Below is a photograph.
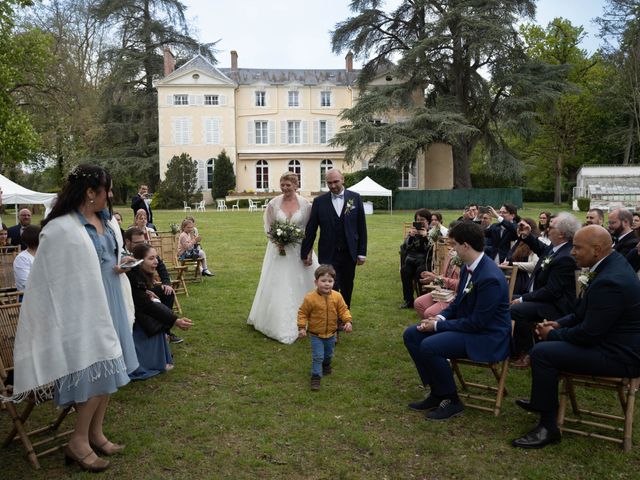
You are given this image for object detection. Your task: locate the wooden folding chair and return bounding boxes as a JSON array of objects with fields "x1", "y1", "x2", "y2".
[
  {"x1": 558, "y1": 374, "x2": 640, "y2": 452},
  {"x1": 0, "y1": 246, "x2": 19, "y2": 290},
  {"x1": 169, "y1": 233, "x2": 203, "y2": 283},
  {"x1": 150, "y1": 234, "x2": 189, "y2": 296},
  {"x1": 0, "y1": 291, "x2": 23, "y2": 305},
  {"x1": 0, "y1": 302, "x2": 74, "y2": 469},
  {"x1": 499, "y1": 265, "x2": 519, "y2": 302}
]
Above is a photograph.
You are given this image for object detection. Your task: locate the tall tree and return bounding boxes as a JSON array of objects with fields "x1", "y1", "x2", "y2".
[
  {"x1": 331, "y1": 0, "x2": 568, "y2": 188},
  {"x1": 91, "y1": 0, "x2": 215, "y2": 186},
  {"x1": 0, "y1": 0, "x2": 51, "y2": 174},
  {"x1": 212, "y1": 150, "x2": 236, "y2": 200}
]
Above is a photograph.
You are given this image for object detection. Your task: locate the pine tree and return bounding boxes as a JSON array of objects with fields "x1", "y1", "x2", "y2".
[
  {"x1": 153, "y1": 153, "x2": 202, "y2": 209},
  {"x1": 212, "y1": 150, "x2": 236, "y2": 199}
]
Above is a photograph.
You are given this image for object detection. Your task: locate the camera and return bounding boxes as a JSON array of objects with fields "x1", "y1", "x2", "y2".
[{"x1": 413, "y1": 221, "x2": 424, "y2": 230}]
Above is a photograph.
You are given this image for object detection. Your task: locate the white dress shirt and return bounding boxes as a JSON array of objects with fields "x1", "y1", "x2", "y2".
[
  {"x1": 331, "y1": 189, "x2": 345, "y2": 216},
  {"x1": 13, "y1": 250, "x2": 35, "y2": 291}
]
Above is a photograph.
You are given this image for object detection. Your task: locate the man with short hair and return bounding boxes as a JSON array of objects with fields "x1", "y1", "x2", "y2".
[
  {"x1": 608, "y1": 208, "x2": 639, "y2": 256},
  {"x1": 510, "y1": 213, "x2": 580, "y2": 367},
  {"x1": 403, "y1": 221, "x2": 511, "y2": 420},
  {"x1": 7, "y1": 208, "x2": 32, "y2": 250},
  {"x1": 512, "y1": 225, "x2": 640, "y2": 449},
  {"x1": 13, "y1": 225, "x2": 40, "y2": 291},
  {"x1": 131, "y1": 184, "x2": 154, "y2": 227},
  {"x1": 585, "y1": 208, "x2": 604, "y2": 226}
]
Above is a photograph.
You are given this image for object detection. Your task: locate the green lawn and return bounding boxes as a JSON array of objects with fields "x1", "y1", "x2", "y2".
[{"x1": 2, "y1": 205, "x2": 638, "y2": 479}]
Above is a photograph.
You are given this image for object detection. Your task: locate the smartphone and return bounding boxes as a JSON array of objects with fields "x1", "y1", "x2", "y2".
[
  {"x1": 119, "y1": 259, "x2": 143, "y2": 269},
  {"x1": 413, "y1": 221, "x2": 424, "y2": 230}
]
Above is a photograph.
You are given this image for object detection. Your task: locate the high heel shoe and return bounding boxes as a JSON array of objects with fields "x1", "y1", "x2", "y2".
[
  {"x1": 64, "y1": 445, "x2": 110, "y2": 472},
  {"x1": 90, "y1": 440, "x2": 126, "y2": 456}
]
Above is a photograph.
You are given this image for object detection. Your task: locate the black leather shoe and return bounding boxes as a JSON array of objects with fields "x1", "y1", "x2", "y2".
[
  {"x1": 515, "y1": 399, "x2": 542, "y2": 413},
  {"x1": 399, "y1": 302, "x2": 414, "y2": 309},
  {"x1": 511, "y1": 425, "x2": 561, "y2": 449},
  {"x1": 425, "y1": 399, "x2": 464, "y2": 421},
  {"x1": 407, "y1": 395, "x2": 441, "y2": 411}
]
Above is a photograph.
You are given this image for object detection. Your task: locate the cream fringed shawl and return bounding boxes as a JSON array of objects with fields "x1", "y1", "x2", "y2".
[{"x1": 9, "y1": 213, "x2": 135, "y2": 402}]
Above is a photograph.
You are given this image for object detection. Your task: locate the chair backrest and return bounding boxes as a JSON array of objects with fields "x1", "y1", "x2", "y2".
[
  {"x1": 0, "y1": 291, "x2": 23, "y2": 306},
  {"x1": 403, "y1": 222, "x2": 413, "y2": 239},
  {"x1": 432, "y1": 241, "x2": 451, "y2": 275},
  {"x1": 0, "y1": 302, "x2": 20, "y2": 371},
  {"x1": 500, "y1": 265, "x2": 519, "y2": 302},
  {"x1": 0, "y1": 251, "x2": 17, "y2": 289},
  {"x1": 216, "y1": 199, "x2": 224, "y2": 208}
]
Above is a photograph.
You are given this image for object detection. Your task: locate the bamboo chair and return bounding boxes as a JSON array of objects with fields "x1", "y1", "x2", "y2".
[
  {"x1": 0, "y1": 302, "x2": 74, "y2": 469},
  {"x1": 0, "y1": 246, "x2": 20, "y2": 290},
  {"x1": 0, "y1": 291, "x2": 23, "y2": 305},
  {"x1": 150, "y1": 235, "x2": 189, "y2": 296},
  {"x1": 449, "y1": 266, "x2": 517, "y2": 416},
  {"x1": 558, "y1": 374, "x2": 640, "y2": 452},
  {"x1": 170, "y1": 233, "x2": 203, "y2": 283}
]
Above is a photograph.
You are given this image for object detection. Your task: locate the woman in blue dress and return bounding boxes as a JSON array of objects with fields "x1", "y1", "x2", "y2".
[
  {"x1": 126, "y1": 243, "x2": 193, "y2": 380},
  {"x1": 11, "y1": 165, "x2": 138, "y2": 472}
]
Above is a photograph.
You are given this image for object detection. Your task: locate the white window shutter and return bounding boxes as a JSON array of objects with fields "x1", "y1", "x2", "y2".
[
  {"x1": 247, "y1": 120, "x2": 255, "y2": 145},
  {"x1": 185, "y1": 118, "x2": 192, "y2": 144},
  {"x1": 281, "y1": 120, "x2": 287, "y2": 144},
  {"x1": 313, "y1": 120, "x2": 319, "y2": 144},
  {"x1": 219, "y1": 94, "x2": 227, "y2": 106},
  {"x1": 188, "y1": 95, "x2": 196, "y2": 106},
  {"x1": 197, "y1": 160, "x2": 206, "y2": 189},
  {"x1": 328, "y1": 120, "x2": 335, "y2": 142},
  {"x1": 203, "y1": 119, "x2": 210, "y2": 144},
  {"x1": 302, "y1": 121, "x2": 308, "y2": 144},
  {"x1": 166, "y1": 94, "x2": 173, "y2": 106},
  {"x1": 172, "y1": 118, "x2": 178, "y2": 144},
  {"x1": 265, "y1": 91, "x2": 270, "y2": 107},
  {"x1": 213, "y1": 118, "x2": 220, "y2": 144},
  {"x1": 268, "y1": 120, "x2": 275, "y2": 145},
  {"x1": 218, "y1": 119, "x2": 223, "y2": 145}
]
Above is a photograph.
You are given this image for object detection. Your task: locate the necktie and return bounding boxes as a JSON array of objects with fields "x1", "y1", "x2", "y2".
[{"x1": 332, "y1": 194, "x2": 344, "y2": 200}]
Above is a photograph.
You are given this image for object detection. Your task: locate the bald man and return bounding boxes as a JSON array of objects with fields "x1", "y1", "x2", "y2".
[
  {"x1": 8, "y1": 208, "x2": 32, "y2": 250},
  {"x1": 512, "y1": 225, "x2": 640, "y2": 449}
]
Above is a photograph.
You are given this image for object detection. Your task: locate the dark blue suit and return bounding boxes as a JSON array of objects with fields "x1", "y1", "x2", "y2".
[
  {"x1": 301, "y1": 189, "x2": 367, "y2": 307},
  {"x1": 529, "y1": 251, "x2": 640, "y2": 413},
  {"x1": 403, "y1": 254, "x2": 511, "y2": 397},
  {"x1": 7, "y1": 224, "x2": 25, "y2": 250},
  {"x1": 484, "y1": 219, "x2": 518, "y2": 263}
]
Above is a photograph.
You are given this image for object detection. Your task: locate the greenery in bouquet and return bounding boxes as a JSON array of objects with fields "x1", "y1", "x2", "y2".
[
  {"x1": 169, "y1": 222, "x2": 180, "y2": 235},
  {"x1": 428, "y1": 226, "x2": 442, "y2": 245},
  {"x1": 449, "y1": 253, "x2": 463, "y2": 268},
  {"x1": 267, "y1": 220, "x2": 305, "y2": 256}
]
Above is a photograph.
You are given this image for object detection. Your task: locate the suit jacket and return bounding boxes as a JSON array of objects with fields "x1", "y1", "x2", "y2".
[
  {"x1": 131, "y1": 194, "x2": 153, "y2": 224},
  {"x1": 484, "y1": 219, "x2": 518, "y2": 263},
  {"x1": 613, "y1": 232, "x2": 639, "y2": 257},
  {"x1": 519, "y1": 237, "x2": 576, "y2": 314},
  {"x1": 626, "y1": 248, "x2": 640, "y2": 272},
  {"x1": 301, "y1": 190, "x2": 367, "y2": 264},
  {"x1": 7, "y1": 224, "x2": 26, "y2": 250},
  {"x1": 437, "y1": 254, "x2": 511, "y2": 363},
  {"x1": 550, "y1": 252, "x2": 640, "y2": 366}
]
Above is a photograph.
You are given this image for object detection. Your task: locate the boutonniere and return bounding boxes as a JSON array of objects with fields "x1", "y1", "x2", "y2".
[
  {"x1": 541, "y1": 256, "x2": 553, "y2": 270},
  {"x1": 578, "y1": 270, "x2": 596, "y2": 291},
  {"x1": 463, "y1": 281, "x2": 474, "y2": 295},
  {"x1": 343, "y1": 198, "x2": 355, "y2": 215}
]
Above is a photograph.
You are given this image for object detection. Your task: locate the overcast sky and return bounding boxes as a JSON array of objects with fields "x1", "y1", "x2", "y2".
[{"x1": 183, "y1": 0, "x2": 607, "y2": 69}]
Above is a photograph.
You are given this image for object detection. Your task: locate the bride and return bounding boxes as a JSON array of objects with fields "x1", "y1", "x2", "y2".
[{"x1": 248, "y1": 172, "x2": 319, "y2": 344}]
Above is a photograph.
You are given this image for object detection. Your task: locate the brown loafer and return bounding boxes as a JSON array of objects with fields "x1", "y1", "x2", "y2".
[{"x1": 510, "y1": 354, "x2": 531, "y2": 369}]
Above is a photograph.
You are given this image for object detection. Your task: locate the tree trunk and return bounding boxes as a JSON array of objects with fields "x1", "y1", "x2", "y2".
[
  {"x1": 623, "y1": 116, "x2": 634, "y2": 165},
  {"x1": 554, "y1": 154, "x2": 563, "y2": 205},
  {"x1": 452, "y1": 144, "x2": 472, "y2": 189}
]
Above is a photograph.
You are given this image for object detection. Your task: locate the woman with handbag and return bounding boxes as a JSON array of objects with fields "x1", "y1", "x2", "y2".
[
  {"x1": 177, "y1": 218, "x2": 214, "y2": 276},
  {"x1": 127, "y1": 243, "x2": 192, "y2": 380}
]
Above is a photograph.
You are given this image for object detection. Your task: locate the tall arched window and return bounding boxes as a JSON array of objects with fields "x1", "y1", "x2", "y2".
[
  {"x1": 207, "y1": 158, "x2": 214, "y2": 190},
  {"x1": 288, "y1": 159, "x2": 302, "y2": 188},
  {"x1": 399, "y1": 159, "x2": 417, "y2": 189},
  {"x1": 320, "y1": 159, "x2": 333, "y2": 190},
  {"x1": 256, "y1": 160, "x2": 269, "y2": 190}
]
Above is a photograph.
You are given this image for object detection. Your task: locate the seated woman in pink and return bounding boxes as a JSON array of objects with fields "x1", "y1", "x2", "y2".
[
  {"x1": 413, "y1": 248, "x2": 461, "y2": 318},
  {"x1": 177, "y1": 218, "x2": 214, "y2": 277}
]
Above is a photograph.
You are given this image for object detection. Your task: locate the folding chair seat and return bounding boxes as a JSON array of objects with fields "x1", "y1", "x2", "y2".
[
  {"x1": 0, "y1": 302, "x2": 74, "y2": 469},
  {"x1": 558, "y1": 374, "x2": 640, "y2": 452},
  {"x1": 449, "y1": 266, "x2": 515, "y2": 416},
  {"x1": 152, "y1": 234, "x2": 190, "y2": 295}
]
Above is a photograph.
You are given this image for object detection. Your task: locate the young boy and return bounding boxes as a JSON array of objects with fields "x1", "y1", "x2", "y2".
[{"x1": 298, "y1": 265, "x2": 353, "y2": 391}]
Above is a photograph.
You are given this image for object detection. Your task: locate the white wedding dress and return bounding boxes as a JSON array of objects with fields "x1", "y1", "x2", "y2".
[{"x1": 248, "y1": 194, "x2": 319, "y2": 344}]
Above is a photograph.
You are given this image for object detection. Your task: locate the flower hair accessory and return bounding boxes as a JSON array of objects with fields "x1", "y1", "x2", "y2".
[{"x1": 68, "y1": 166, "x2": 100, "y2": 181}]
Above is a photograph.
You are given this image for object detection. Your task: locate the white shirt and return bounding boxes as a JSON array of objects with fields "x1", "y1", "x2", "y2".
[
  {"x1": 13, "y1": 250, "x2": 35, "y2": 291},
  {"x1": 331, "y1": 189, "x2": 345, "y2": 217}
]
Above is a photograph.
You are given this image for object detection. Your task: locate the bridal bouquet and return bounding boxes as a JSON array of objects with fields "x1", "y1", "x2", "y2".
[{"x1": 267, "y1": 220, "x2": 305, "y2": 256}]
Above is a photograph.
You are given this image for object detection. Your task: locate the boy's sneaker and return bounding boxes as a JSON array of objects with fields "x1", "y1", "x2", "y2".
[
  {"x1": 310, "y1": 375, "x2": 321, "y2": 391},
  {"x1": 322, "y1": 362, "x2": 332, "y2": 376},
  {"x1": 168, "y1": 333, "x2": 184, "y2": 344}
]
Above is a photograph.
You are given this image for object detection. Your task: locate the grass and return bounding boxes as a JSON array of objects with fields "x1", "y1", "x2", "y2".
[{"x1": 2, "y1": 204, "x2": 638, "y2": 479}]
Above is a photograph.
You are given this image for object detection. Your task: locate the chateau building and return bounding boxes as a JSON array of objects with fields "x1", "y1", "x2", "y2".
[{"x1": 155, "y1": 50, "x2": 453, "y2": 201}]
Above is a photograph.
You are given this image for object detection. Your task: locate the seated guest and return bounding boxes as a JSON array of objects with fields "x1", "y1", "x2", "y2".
[
  {"x1": 113, "y1": 210, "x2": 125, "y2": 239},
  {"x1": 456, "y1": 205, "x2": 476, "y2": 223},
  {"x1": 414, "y1": 247, "x2": 461, "y2": 318},
  {"x1": 537, "y1": 211, "x2": 552, "y2": 244},
  {"x1": 13, "y1": 225, "x2": 41, "y2": 291},
  {"x1": 7, "y1": 208, "x2": 32, "y2": 250},
  {"x1": 485, "y1": 204, "x2": 519, "y2": 263},
  {"x1": 585, "y1": 208, "x2": 604, "y2": 226},
  {"x1": 403, "y1": 221, "x2": 511, "y2": 420},
  {"x1": 510, "y1": 213, "x2": 580, "y2": 367},
  {"x1": 512, "y1": 225, "x2": 640, "y2": 449},
  {"x1": 177, "y1": 218, "x2": 214, "y2": 277},
  {"x1": 626, "y1": 240, "x2": 640, "y2": 275},
  {"x1": 399, "y1": 209, "x2": 433, "y2": 309},
  {"x1": 133, "y1": 209, "x2": 156, "y2": 241},
  {"x1": 501, "y1": 218, "x2": 540, "y2": 296},
  {"x1": 430, "y1": 212, "x2": 448, "y2": 237},
  {"x1": 126, "y1": 243, "x2": 193, "y2": 380},
  {"x1": 608, "y1": 208, "x2": 639, "y2": 257}
]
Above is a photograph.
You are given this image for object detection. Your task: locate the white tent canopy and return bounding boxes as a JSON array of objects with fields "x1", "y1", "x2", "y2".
[
  {"x1": 0, "y1": 173, "x2": 56, "y2": 223},
  {"x1": 347, "y1": 176, "x2": 393, "y2": 213}
]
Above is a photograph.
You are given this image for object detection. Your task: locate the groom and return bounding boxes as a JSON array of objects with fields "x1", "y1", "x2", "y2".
[{"x1": 301, "y1": 169, "x2": 367, "y2": 307}]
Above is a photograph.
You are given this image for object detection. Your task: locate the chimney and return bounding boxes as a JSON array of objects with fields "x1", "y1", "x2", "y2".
[
  {"x1": 163, "y1": 47, "x2": 176, "y2": 76},
  {"x1": 231, "y1": 50, "x2": 238, "y2": 72},
  {"x1": 345, "y1": 51, "x2": 353, "y2": 73}
]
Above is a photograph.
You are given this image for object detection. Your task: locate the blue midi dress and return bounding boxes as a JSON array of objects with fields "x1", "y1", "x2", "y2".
[
  {"x1": 55, "y1": 212, "x2": 138, "y2": 407},
  {"x1": 129, "y1": 324, "x2": 173, "y2": 380}
]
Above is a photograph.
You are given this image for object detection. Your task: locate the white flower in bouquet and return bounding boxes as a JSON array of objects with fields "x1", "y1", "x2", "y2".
[{"x1": 267, "y1": 220, "x2": 306, "y2": 256}]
